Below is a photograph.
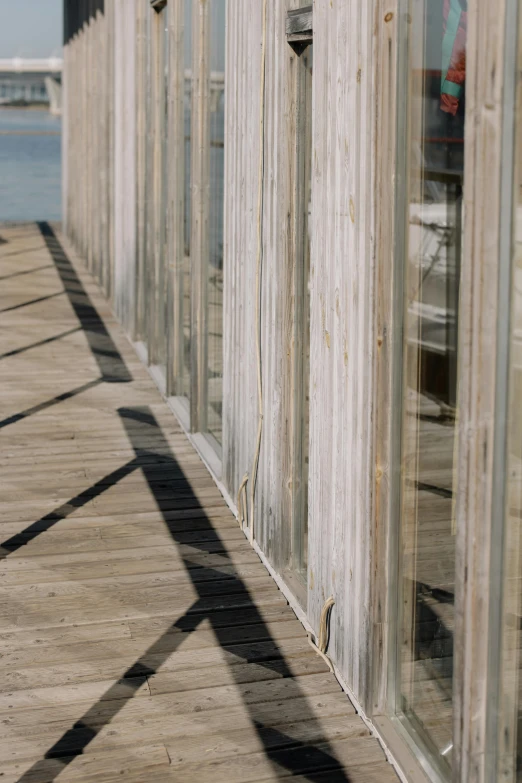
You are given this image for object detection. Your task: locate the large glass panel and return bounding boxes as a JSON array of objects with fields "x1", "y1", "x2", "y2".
[
  {"x1": 143, "y1": 5, "x2": 169, "y2": 376},
  {"x1": 144, "y1": 8, "x2": 154, "y2": 353},
  {"x1": 151, "y1": 4, "x2": 168, "y2": 375},
  {"x1": 135, "y1": 3, "x2": 149, "y2": 343},
  {"x1": 182, "y1": 0, "x2": 192, "y2": 399},
  {"x1": 204, "y1": 0, "x2": 226, "y2": 444},
  {"x1": 394, "y1": 0, "x2": 466, "y2": 773},
  {"x1": 291, "y1": 42, "x2": 313, "y2": 583},
  {"x1": 499, "y1": 8, "x2": 522, "y2": 780},
  {"x1": 160, "y1": 5, "x2": 170, "y2": 373}
]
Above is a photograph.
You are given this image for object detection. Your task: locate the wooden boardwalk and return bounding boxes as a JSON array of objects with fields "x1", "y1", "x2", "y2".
[{"x1": 0, "y1": 223, "x2": 397, "y2": 783}]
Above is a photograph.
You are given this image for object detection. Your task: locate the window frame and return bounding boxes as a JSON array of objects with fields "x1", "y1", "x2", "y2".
[
  {"x1": 136, "y1": 0, "x2": 225, "y2": 470},
  {"x1": 370, "y1": 1, "x2": 517, "y2": 782}
]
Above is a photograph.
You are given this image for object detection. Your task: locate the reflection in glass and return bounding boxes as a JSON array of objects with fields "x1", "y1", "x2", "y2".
[
  {"x1": 205, "y1": 0, "x2": 226, "y2": 444},
  {"x1": 157, "y1": 4, "x2": 169, "y2": 373},
  {"x1": 396, "y1": 0, "x2": 466, "y2": 773},
  {"x1": 144, "y1": 8, "x2": 153, "y2": 349},
  {"x1": 146, "y1": 4, "x2": 168, "y2": 375},
  {"x1": 182, "y1": 0, "x2": 192, "y2": 399}
]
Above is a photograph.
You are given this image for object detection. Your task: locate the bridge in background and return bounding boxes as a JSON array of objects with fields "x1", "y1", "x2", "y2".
[{"x1": 0, "y1": 58, "x2": 63, "y2": 114}]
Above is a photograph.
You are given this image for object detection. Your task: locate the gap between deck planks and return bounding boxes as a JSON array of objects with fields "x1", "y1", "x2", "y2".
[{"x1": 0, "y1": 223, "x2": 398, "y2": 782}]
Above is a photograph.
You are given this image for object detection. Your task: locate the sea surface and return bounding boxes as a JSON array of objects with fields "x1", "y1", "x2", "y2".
[{"x1": 0, "y1": 108, "x2": 61, "y2": 222}]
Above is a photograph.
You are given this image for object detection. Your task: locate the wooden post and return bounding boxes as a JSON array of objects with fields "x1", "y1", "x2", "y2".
[
  {"x1": 190, "y1": 0, "x2": 210, "y2": 431},
  {"x1": 135, "y1": 0, "x2": 147, "y2": 342},
  {"x1": 166, "y1": 0, "x2": 187, "y2": 396},
  {"x1": 453, "y1": 0, "x2": 515, "y2": 779}
]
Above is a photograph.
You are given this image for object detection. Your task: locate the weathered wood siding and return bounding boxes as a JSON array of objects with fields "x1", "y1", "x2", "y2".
[
  {"x1": 113, "y1": 0, "x2": 137, "y2": 335},
  {"x1": 63, "y1": 1, "x2": 111, "y2": 290},
  {"x1": 223, "y1": 0, "x2": 377, "y2": 707},
  {"x1": 223, "y1": 0, "x2": 290, "y2": 574},
  {"x1": 222, "y1": 0, "x2": 261, "y2": 522},
  {"x1": 62, "y1": 1, "x2": 520, "y2": 778},
  {"x1": 307, "y1": 0, "x2": 375, "y2": 708},
  {"x1": 64, "y1": 0, "x2": 380, "y2": 711},
  {"x1": 63, "y1": 0, "x2": 135, "y2": 329}
]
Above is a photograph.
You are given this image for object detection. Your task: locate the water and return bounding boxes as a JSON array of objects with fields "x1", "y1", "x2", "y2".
[{"x1": 0, "y1": 108, "x2": 61, "y2": 222}]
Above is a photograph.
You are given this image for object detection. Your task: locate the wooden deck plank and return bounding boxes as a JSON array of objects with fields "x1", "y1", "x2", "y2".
[{"x1": 0, "y1": 224, "x2": 397, "y2": 783}]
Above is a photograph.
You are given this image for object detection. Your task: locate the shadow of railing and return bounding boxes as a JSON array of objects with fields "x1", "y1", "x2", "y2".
[
  {"x1": 0, "y1": 327, "x2": 81, "y2": 360},
  {"x1": 0, "y1": 378, "x2": 103, "y2": 431},
  {"x1": 38, "y1": 222, "x2": 131, "y2": 383},
  {"x1": 0, "y1": 263, "x2": 52, "y2": 281},
  {"x1": 0, "y1": 224, "x2": 132, "y2": 430},
  {"x1": 8, "y1": 406, "x2": 351, "y2": 782},
  {"x1": 2, "y1": 226, "x2": 353, "y2": 780},
  {"x1": 0, "y1": 290, "x2": 63, "y2": 313}
]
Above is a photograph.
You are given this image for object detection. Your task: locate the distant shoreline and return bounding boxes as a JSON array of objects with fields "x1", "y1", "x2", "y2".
[
  {"x1": 0, "y1": 129, "x2": 60, "y2": 135},
  {"x1": 0, "y1": 104, "x2": 50, "y2": 112}
]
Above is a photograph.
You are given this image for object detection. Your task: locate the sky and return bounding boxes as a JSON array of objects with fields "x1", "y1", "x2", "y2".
[{"x1": 0, "y1": 0, "x2": 63, "y2": 58}]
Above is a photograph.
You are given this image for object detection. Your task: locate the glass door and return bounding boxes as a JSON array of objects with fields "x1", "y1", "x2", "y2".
[
  {"x1": 392, "y1": 0, "x2": 467, "y2": 775},
  {"x1": 204, "y1": 0, "x2": 226, "y2": 445},
  {"x1": 147, "y1": 2, "x2": 169, "y2": 382},
  {"x1": 140, "y1": 0, "x2": 226, "y2": 464},
  {"x1": 182, "y1": 0, "x2": 192, "y2": 401}
]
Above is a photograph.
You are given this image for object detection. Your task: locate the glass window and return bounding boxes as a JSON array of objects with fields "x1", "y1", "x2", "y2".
[
  {"x1": 146, "y1": 3, "x2": 169, "y2": 377},
  {"x1": 157, "y1": 4, "x2": 169, "y2": 373},
  {"x1": 182, "y1": 0, "x2": 192, "y2": 400},
  {"x1": 144, "y1": 7, "x2": 154, "y2": 349},
  {"x1": 203, "y1": 0, "x2": 226, "y2": 445},
  {"x1": 135, "y1": 3, "x2": 149, "y2": 344},
  {"x1": 393, "y1": 0, "x2": 467, "y2": 774}
]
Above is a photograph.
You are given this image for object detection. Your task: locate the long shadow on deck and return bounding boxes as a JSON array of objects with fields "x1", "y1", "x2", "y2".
[
  {"x1": 37, "y1": 222, "x2": 131, "y2": 383},
  {"x1": 0, "y1": 223, "x2": 131, "y2": 430},
  {"x1": 0, "y1": 263, "x2": 52, "y2": 281},
  {"x1": 10, "y1": 407, "x2": 352, "y2": 781},
  {"x1": 2, "y1": 227, "x2": 354, "y2": 780},
  {"x1": 0, "y1": 290, "x2": 63, "y2": 313},
  {"x1": 0, "y1": 327, "x2": 81, "y2": 360}
]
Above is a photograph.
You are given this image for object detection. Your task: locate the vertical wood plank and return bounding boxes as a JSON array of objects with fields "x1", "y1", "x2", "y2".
[
  {"x1": 453, "y1": 0, "x2": 512, "y2": 780},
  {"x1": 370, "y1": 0, "x2": 400, "y2": 717},
  {"x1": 306, "y1": 0, "x2": 376, "y2": 709},
  {"x1": 167, "y1": 0, "x2": 186, "y2": 395},
  {"x1": 190, "y1": 0, "x2": 211, "y2": 431}
]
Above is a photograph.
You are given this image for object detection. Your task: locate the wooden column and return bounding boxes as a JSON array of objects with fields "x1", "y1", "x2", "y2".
[
  {"x1": 190, "y1": 0, "x2": 210, "y2": 431},
  {"x1": 453, "y1": 0, "x2": 516, "y2": 780},
  {"x1": 167, "y1": 0, "x2": 187, "y2": 396}
]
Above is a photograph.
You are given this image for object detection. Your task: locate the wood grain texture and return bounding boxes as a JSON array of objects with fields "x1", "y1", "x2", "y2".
[
  {"x1": 370, "y1": 0, "x2": 400, "y2": 718},
  {"x1": 453, "y1": 0, "x2": 513, "y2": 780},
  {"x1": 306, "y1": 0, "x2": 375, "y2": 708},
  {"x1": 113, "y1": 0, "x2": 137, "y2": 336},
  {"x1": 0, "y1": 223, "x2": 397, "y2": 782},
  {"x1": 223, "y1": 0, "x2": 306, "y2": 587},
  {"x1": 190, "y1": 0, "x2": 211, "y2": 430},
  {"x1": 222, "y1": 0, "x2": 262, "y2": 542},
  {"x1": 223, "y1": 0, "x2": 381, "y2": 714}
]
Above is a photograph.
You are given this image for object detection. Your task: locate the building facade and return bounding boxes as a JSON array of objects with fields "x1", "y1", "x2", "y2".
[{"x1": 62, "y1": 1, "x2": 522, "y2": 781}]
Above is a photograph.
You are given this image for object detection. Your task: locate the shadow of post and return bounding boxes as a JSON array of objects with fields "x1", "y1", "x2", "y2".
[
  {"x1": 0, "y1": 224, "x2": 132, "y2": 429},
  {"x1": 3, "y1": 226, "x2": 354, "y2": 780},
  {"x1": 37, "y1": 222, "x2": 132, "y2": 383},
  {"x1": 12, "y1": 407, "x2": 351, "y2": 782}
]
